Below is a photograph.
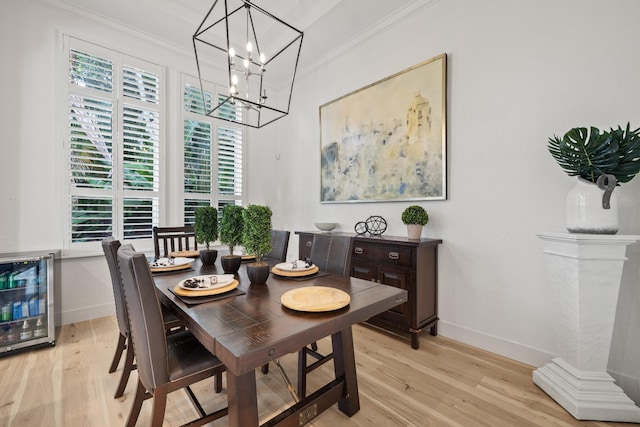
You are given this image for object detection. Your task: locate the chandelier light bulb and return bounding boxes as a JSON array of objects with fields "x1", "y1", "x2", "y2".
[
  {"x1": 229, "y1": 47, "x2": 235, "y2": 58},
  {"x1": 259, "y1": 52, "x2": 266, "y2": 64},
  {"x1": 246, "y1": 41, "x2": 253, "y2": 53},
  {"x1": 231, "y1": 74, "x2": 239, "y2": 85},
  {"x1": 243, "y1": 58, "x2": 250, "y2": 69}
]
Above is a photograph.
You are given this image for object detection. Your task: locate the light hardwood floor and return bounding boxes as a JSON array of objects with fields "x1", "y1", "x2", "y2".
[{"x1": 0, "y1": 316, "x2": 635, "y2": 426}]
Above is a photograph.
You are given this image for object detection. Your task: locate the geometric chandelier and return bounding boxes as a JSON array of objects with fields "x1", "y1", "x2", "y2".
[{"x1": 193, "y1": 0, "x2": 304, "y2": 128}]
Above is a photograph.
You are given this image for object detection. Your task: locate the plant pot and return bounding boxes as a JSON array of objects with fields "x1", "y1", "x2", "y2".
[
  {"x1": 566, "y1": 176, "x2": 618, "y2": 234},
  {"x1": 221, "y1": 255, "x2": 242, "y2": 274},
  {"x1": 199, "y1": 249, "x2": 218, "y2": 266},
  {"x1": 246, "y1": 263, "x2": 270, "y2": 285},
  {"x1": 406, "y1": 224, "x2": 423, "y2": 239}
]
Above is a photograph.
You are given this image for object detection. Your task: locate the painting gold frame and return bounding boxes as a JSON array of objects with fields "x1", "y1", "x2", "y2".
[{"x1": 320, "y1": 53, "x2": 447, "y2": 203}]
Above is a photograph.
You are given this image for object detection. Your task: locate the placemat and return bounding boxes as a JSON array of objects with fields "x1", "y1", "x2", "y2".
[
  {"x1": 152, "y1": 267, "x2": 195, "y2": 276},
  {"x1": 173, "y1": 280, "x2": 239, "y2": 297},
  {"x1": 271, "y1": 265, "x2": 319, "y2": 277},
  {"x1": 287, "y1": 271, "x2": 331, "y2": 281},
  {"x1": 149, "y1": 262, "x2": 193, "y2": 273},
  {"x1": 168, "y1": 287, "x2": 245, "y2": 306},
  {"x1": 281, "y1": 286, "x2": 350, "y2": 312}
]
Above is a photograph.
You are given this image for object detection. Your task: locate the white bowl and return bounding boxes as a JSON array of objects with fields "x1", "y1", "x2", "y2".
[{"x1": 314, "y1": 222, "x2": 338, "y2": 232}]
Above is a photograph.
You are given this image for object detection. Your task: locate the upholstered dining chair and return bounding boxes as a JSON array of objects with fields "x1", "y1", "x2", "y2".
[
  {"x1": 117, "y1": 244, "x2": 228, "y2": 427},
  {"x1": 297, "y1": 234, "x2": 354, "y2": 398},
  {"x1": 263, "y1": 230, "x2": 290, "y2": 262},
  {"x1": 102, "y1": 237, "x2": 184, "y2": 399},
  {"x1": 153, "y1": 225, "x2": 198, "y2": 259}
]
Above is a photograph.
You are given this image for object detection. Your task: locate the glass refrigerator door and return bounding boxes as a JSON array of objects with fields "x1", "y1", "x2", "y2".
[{"x1": 0, "y1": 252, "x2": 55, "y2": 353}]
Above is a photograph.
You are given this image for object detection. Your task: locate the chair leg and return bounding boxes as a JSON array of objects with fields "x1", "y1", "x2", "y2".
[
  {"x1": 261, "y1": 363, "x2": 269, "y2": 374},
  {"x1": 126, "y1": 379, "x2": 146, "y2": 427},
  {"x1": 214, "y1": 371, "x2": 223, "y2": 393},
  {"x1": 297, "y1": 347, "x2": 308, "y2": 400},
  {"x1": 114, "y1": 336, "x2": 135, "y2": 398},
  {"x1": 108, "y1": 333, "x2": 127, "y2": 373},
  {"x1": 150, "y1": 387, "x2": 168, "y2": 427}
]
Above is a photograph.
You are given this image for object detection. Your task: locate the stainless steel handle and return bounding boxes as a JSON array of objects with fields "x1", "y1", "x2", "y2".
[
  {"x1": 388, "y1": 251, "x2": 399, "y2": 260},
  {"x1": 354, "y1": 247, "x2": 363, "y2": 255},
  {"x1": 305, "y1": 241, "x2": 312, "y2": 247}
]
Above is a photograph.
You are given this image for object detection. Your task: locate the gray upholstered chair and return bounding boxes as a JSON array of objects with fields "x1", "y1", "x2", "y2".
[
  {"x1": 117, "y1": 244, "x2": 227, "y2": 427},
  {"x1": 263, "y1": 230, "x2": 290, "y2": 262},
  {"x1": 297, "y1": 234, "x2": 354, "y2": 398},
  {"x1": 102, "y1": 237, "x2": 184, "y2": 399},
  {"x1": 152, "y1": 225, "x2": 198, "y2": 259}
]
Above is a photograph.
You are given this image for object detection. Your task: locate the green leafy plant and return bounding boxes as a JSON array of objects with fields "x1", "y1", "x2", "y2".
[
  {"x1": 547, "y1": 123, "x2": 640, "y2": 184},
  {"x1": 194, "y1": 206, "x2": 218, "y2": 250},
  {"x1": 402, "y1": 205, "x2": 429, "y2": 225},
  {"x1": 242, "y1": 205, "x2": 272, "y2": 264},
  {"x1": 219, "y1": 205, "x2": 245, "y2": 255}
]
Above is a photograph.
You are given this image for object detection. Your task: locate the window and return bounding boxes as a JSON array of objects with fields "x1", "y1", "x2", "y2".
[
  {"x1": 182, "y1": 76, "x2": 244, "y2": 225},
  {"x1": 65, "y1": 38, "x2": 161, "y2": 248}
]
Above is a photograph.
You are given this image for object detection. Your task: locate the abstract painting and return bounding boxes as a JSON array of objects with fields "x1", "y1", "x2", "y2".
[{"x1": 320, "y1": 54, "x2": 447, "y2": 203}]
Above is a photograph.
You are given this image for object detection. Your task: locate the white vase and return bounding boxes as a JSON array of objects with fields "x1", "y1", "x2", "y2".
[
  {"x1": 566, "y1": 176, "x2": 618, "y2": 234},
  {"x1": 406, "y1": 224, "x2": 423, "y2": 239}
]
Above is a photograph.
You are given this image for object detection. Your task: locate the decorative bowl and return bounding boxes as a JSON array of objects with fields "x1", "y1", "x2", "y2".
[{"x1": 314, "y1": 222, "x2": 338, "y2": 232}]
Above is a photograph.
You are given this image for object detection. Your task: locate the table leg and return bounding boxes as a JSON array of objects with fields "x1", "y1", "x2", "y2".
[
  {"x1": 227, "y1": 369, "x2": 258, "y2": 427},
  {"x1": 331, "y1": 327, "x2": 360, "y2": 416}
]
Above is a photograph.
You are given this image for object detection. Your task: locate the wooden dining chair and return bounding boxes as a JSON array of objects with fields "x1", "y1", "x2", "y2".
[
  {"x1": 102, "y1": 237, "x2": 185, "y2": 399},
  {"x1": 117, "y1": 244, "x2": 228, "y2": 427},
  {"x1": 297, "y1": 234, "x2": 354, "y2": 398},
  {"x1": 263, "y1": 229, "x2": 290, "y2": 262},
  {"x1": 152, "y1": 225, "x2": 198, "y2": 259}
]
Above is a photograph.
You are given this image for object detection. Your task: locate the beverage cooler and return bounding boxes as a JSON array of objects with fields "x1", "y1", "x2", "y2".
[{"x1": 0, "y1": 251, "x2": 56, "y2": 354}]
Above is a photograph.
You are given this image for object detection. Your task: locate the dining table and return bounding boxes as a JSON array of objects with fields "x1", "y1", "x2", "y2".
[{"x1": 152, "y1": 257, "x2": 408, "y2": 427}]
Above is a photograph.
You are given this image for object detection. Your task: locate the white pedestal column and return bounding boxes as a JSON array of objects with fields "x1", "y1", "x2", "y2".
[{"x1": 533, "y1": 232, "x2": 640, "y2": 422}]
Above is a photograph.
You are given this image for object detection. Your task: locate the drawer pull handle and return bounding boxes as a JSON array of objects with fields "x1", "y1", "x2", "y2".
[
  {"x1": 354, "y1": 247, "x2": 364, "y2": 255},
  {"x1": 305, "y1": 241, "x2": 312, "y2": 247},
  {"x1": 388, "y1": 252, "x2": 399, "y2": 260}
]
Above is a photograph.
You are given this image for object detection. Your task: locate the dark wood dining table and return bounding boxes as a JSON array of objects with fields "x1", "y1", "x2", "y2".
[{"x1": 153, "y1": 258, "x2": 407, "y2": 427}]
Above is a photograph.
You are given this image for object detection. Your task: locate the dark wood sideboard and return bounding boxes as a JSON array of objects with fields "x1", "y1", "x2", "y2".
[{"x1": 295, "y1": 231, "x2": 442, "y2": 349}]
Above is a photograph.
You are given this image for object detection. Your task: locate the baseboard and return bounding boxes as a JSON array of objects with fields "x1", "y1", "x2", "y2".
[
  {"x1": 438, "y1": 320, "x2": 555, "y2": 368},
  {"x1": 609, "y1": 369, "x2": 640, "y2": 406},
  {"x1": 59, "y1": 303, "x2": 115, "y2": 326}
]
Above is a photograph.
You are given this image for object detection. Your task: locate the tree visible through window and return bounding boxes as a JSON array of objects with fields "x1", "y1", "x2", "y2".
[{"x1": 66, "y1": 38, "x2": 161, "y2": 246}]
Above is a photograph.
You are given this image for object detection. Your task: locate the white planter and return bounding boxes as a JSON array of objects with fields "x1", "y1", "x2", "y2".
[
  {"x1": 406, "y1": 224, "x2": 423, "y2": 239},
  {"x1": 566, "y1": 176, "x2": 618, "y2": 234}
]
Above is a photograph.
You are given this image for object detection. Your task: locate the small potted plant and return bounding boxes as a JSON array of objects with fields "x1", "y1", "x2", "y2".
[
  {"x1": 548, "y1": 123, "x2": 640, "y2": 233},
  {"x1": 194, "y1": 206, "x2": 218, "y2": 265},
  {"x1": 242, "y1": 204, "x2": 273, "y2": 284},
  {"x1": 219, "y1": 205, "x2": 245, "y2": 274},
  {"x1": 402, "y1": 205, "x2": 429, "y2": 239}
]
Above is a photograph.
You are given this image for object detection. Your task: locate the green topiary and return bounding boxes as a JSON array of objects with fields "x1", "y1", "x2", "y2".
[
  {"x1": 401, "y1": 205, "x2": 429, "y2": 225},
  {"x1": 219, "y1": 205, "x2": 245, "y2": 255},
  {"x1": 194, "y1": 206, "x2": 218, "y2": 250},
  {"x1": 242, "y1": 205, "x2": 272, "y2": 264}
]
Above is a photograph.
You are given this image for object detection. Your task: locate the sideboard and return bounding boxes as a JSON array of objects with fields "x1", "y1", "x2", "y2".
[{"x1": 295, "y1": 231, "x2": 442, "y2": 349}]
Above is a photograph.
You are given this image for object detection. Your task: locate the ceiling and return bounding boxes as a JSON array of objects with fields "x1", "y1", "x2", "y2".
[{"x1": 47, "y1": 0, "x2": 420, "y2": 73}]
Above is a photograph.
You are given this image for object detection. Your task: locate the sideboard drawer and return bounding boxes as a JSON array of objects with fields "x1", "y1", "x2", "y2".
[{"x1": 353, "y1": 243, "x2": 412, "y2": 267}]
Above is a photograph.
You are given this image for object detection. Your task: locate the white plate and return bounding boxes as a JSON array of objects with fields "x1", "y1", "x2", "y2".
[
  {"x1": 178, "y1": 274, "x2": 235, "y2": 290},
  {"x1": 275, "y1": 261, "x2": 315, "y2": 272},
  {"x1": 149, "y1": 257, "x2": 192, "y2": 268}
]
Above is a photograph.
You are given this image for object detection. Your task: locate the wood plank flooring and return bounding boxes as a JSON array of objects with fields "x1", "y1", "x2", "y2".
[{"x1": 0, "y1": 316, "x2": 635, "y2": 426}]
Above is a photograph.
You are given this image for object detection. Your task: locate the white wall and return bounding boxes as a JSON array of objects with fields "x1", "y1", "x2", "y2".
[
  {"x1": 248, "y1": 0, "x2": 640, "y2": 402},
  {"x1": 1, "y1": 0, "x2": 639, "y2": 403}
]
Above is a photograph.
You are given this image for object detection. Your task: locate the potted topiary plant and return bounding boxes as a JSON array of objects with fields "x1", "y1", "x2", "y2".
[
  {"x1": 402, "y1": 205, "x2": 429, "y2": 239},
  {"x1": 242, "y1": 204, "x2": 272, "y2": 284},
  {"x1": 547, "y1": 123, "x2": 640, "y2": 234},
  {"x1": 194, "y1": 206, "x2": 218, "y2": 265},
  {"x1": 219, "y1": 205, "x2": 245, "y2": 274}
]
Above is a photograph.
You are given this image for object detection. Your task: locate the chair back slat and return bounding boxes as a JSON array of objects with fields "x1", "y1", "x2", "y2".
[
  {"x1": 153, "y1": 225, "x2": 198, "y2": 259},
  {"x1": 117, "y1": 245, "x2": 170, "y2": 391}
]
